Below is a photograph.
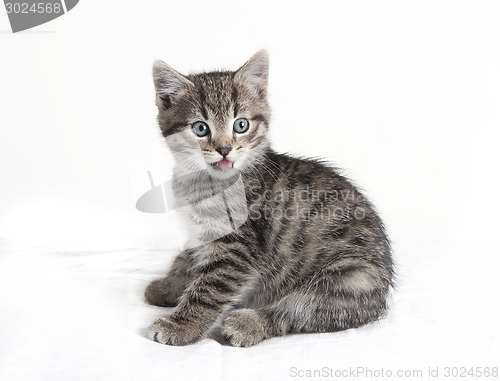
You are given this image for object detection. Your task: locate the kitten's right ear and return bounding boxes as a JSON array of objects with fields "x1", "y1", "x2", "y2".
[
  {"x1": 234, "y1": 50, "x2": 269, "y2": 97},
  {"x1": 153, "y1": 61, "x2": 193, "y2": 109}
]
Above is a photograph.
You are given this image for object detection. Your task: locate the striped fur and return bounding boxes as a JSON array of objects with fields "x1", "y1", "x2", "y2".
[{"x1": 145, "y1": 50, "x2": 394, "y2": 347}]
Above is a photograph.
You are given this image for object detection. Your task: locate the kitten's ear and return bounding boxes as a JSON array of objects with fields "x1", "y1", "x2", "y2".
[
  {"x1": 153, "y1": 61, "x2": 193, "y2": 109},
  {"x1": 234, "y1": 50, "x2": 269, "y2": 97}
]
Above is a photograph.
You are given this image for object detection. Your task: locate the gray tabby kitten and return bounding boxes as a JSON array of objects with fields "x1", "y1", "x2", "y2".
[{"x1": 145, "y1": 50, "x2": 394, "y2": 347}]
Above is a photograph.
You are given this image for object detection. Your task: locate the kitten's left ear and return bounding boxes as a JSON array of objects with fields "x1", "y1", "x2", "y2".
[
  {"x1": 153, "y1": 60, "x2": 193, "y2": 109},
  {"x1": 234, "y1": 50, "x2": 269, "y2": 97}
]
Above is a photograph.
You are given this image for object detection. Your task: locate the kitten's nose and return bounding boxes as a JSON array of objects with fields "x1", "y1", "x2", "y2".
[{"x1": 216, "y1": 145, "x2": 232, "y2": 157}]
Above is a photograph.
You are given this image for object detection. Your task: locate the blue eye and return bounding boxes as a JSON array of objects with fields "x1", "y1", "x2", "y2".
[
  {"x1": 233, "y1": 118, "x2": 249, "y2": 133},
  {"x1": 192, "y1": 121, "x2": 209, "y2": 137}
]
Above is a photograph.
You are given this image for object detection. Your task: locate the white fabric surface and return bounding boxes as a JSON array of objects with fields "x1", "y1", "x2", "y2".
[{"x1": 0, "y1": 239, "x2": 498, "y2": 381}]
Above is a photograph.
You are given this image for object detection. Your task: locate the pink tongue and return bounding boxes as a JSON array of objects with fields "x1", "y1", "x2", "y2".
[{"x1": 217, "y1": 158, "x2": 233, "y2": 171}]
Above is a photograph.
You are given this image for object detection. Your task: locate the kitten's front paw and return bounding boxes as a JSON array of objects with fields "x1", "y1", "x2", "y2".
[
  {"x1": 147, "y1": 316, "x2": 202, "y2": 346},
  {"x1": 221, "y1": 309, "x2": 269, "y2": 347}
]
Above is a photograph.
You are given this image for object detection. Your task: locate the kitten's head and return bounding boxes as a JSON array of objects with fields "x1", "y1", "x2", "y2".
[{"x1": 153, "y1": 50, "x2": 271, "y2": 180}]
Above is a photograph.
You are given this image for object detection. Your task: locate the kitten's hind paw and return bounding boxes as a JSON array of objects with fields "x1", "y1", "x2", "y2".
[
  {"x1": 221, "y1": 309, "x2": 270, "y2": 347},
  {"x1": 144, "y1": 278, "x2": 180, "y2": 307}
]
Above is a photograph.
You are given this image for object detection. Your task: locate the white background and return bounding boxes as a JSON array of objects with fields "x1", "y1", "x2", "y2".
[{"x1": 1, "y1": 1, "x2": 499, "y2": 380}]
